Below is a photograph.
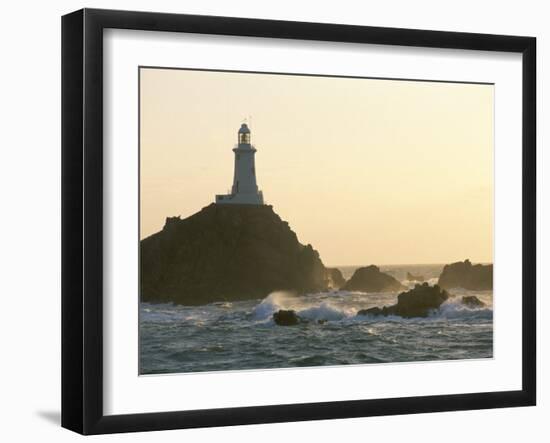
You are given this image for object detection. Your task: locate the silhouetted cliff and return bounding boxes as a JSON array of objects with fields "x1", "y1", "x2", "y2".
[{"x1": 140, "y1": 204, "x2": 329, "y2": 305}]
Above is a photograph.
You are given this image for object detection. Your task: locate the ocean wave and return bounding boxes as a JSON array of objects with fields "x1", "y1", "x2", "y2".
[
  {"x1": 251, "y1": 291, "x2": 355, "y2": 322},
  {"x1": 297, "y1": 303, "x2": 355, "y2": 321},
  {"x1": 142, "y1": 290, "x2": 493, "y2": 327},
  {"x1": 434, "y1": 297, "x2": 493, "y2": 320},
  {"x1": 251, "y1": 291, "x2": 296, "y2": 320},
  {"x1": 251, "y1": 291, "x2": 492, "y2": 324},
  {"x1": 402, "y1": 277, "x2": 439, "y2": 288},
  {"x1": 354, "y1": 298, "x2": 492, "y2": 323},
  {"x1": 140, "y1": 302, "x2": 223, "y2": 325}
]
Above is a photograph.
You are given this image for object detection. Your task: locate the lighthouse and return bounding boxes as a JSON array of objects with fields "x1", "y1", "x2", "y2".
[{"x1": 215, "y1": 123, "x2": 264, "y2": 205}]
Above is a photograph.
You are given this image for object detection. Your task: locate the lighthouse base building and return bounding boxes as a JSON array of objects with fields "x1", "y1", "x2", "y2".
[{"x1": 215, "y1": 123, "x2": 264, "y2": 205}]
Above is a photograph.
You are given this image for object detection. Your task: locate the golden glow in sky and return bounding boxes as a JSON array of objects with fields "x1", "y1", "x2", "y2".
[{"x1": 140, "y1": 68, "x2": 493, "y2": 266}]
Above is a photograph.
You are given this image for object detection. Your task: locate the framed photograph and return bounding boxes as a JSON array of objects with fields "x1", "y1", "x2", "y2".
[{"x1": 62, "y1": 8, "x2": 536, "y2": 435}]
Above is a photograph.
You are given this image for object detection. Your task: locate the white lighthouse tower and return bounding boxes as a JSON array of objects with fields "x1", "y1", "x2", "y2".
[{"x1": 215, "y1": 123, "x2": 264, "y2": 205}]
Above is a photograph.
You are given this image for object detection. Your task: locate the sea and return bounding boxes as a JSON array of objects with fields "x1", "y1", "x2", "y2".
[{"x1": 139, "y1": 264, "x2": 493, "y2": 375}]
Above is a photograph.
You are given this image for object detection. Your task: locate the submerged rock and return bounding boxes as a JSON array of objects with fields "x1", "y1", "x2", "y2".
[
  {"x1": 406, "y1": 272, "x2": 424, "y2": 282},
  {"x1": 438, "y1": 259, "x2": 493, "y2": 290},
  {"x1": 461, "y1": 295, "x2": 486, "y2": 308},
  {"x1": 357, "y1": 283, "x2": 450, "y2": 318},
  {"x1": 326, "y1": 267, "x2": 346, "y2": 289},
  {"x1": 343, "y1": 265, "x2": 404, "y2": 292},
  {"x1": 140, "y1": 204, "x2": 328, "y2": 305},
  {"x1": 273, "y1": 309, "x2": 301, "y2": 326}
]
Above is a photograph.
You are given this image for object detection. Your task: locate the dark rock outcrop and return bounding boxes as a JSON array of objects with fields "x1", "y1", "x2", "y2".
[
  {"x1": 438, "y1": 259, "x2": 493, "y2": 290},
  {"x1": 406, "y1": 272, "x2": 424, "y2": 282},
  {"x1": 461, "y1": 295, "x2": 486, "y2": 308},
  {"x1": 342, "y1": 265, "x2": 404, "y2": 292},
  {"x1": 326, "y1": 267, "x2": 346, "y2": 289},
  {"x1": 141, "y1": 204, "x2": 328, "y2": 305},
  {"x1": 273, "y1": 309, "x2": 301, "y2": 326},
  {"x1": 357, "y1": 283, "x2": 450, "y2": 318}
]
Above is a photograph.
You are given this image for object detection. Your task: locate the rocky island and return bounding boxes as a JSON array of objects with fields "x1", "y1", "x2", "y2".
[
  {"x1": 357, "y1": 283, "x2": 450, "y2": 318},
  {"x1": 140, "y1": 204, "x2": 331, "y2": 305},
  {"x1": 438, "y1": 259, "x2": 493, "y2": 290},
  {"x1": 342, "y1": 265, "x2": 405, "y2": 292},
  {"x1": 326, "y1": 268, "x2": 346, "y2": 289}
]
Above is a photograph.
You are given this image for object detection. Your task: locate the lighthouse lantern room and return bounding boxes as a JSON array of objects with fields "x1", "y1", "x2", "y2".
[{"x1": 215, "y1": 123, "x2": 264, "y2": 205}]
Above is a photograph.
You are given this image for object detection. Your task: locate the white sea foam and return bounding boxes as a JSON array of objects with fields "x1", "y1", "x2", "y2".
[
  {"x1": 434, "y1": 297, "x2": 493, "y2": 320},
  {"x1": 251, "y1": 291, "x2": 296, "y2": 320},
  {"x1": 402, "y1": 277, "x2": 439, "y2": 289},
  {"x1": 251, "y1": 291, "x2": 356, "y2": 322},
  {"x1": 297, "y1": 302, "x2": 355, "y2": 321},
  {"x1": 249, "y1": 289, "x2": 493, "y2": 325}
]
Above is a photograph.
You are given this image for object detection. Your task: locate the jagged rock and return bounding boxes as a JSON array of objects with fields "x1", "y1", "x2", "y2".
[
  {"x1": 342, "y1": 265, "x2": 405, "y2": 292},
  {"x1": 357, "y1": 283, "x2": 450, "y2": 318},
  {"x1": 326, "y1": 267, "x2": 346, "y2": 289},
  {"x1": 461, "y1": 295, "x2": 486, "y2": 308},
  {"x1": 358, "y1": 306, "x2": 386, "y2": 316},
  {"x1": 406, "y1": 272, "x2": 424, "y2": 282},
  {"x1": 392, "y1": 283, "x2": 450, "y2": 317},
  {"x1": 141, "y1": 204, "x2": 328, "y2": 305},
  {"x1": 273, "y1": 310, "x2": 301, "y2": 326},
  {"x1": 438, "y1": 259, "x2": 493, "y2": 290}
]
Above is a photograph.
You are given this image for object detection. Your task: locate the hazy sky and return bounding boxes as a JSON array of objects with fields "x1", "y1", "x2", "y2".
[{"x1": 140, "y1": 68, "x2": 493, "y2": 266}]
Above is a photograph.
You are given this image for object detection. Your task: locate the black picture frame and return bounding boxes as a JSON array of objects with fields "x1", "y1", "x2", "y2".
[{"x1": 62, "y1": 8, "x2": 536, "y2": 435}]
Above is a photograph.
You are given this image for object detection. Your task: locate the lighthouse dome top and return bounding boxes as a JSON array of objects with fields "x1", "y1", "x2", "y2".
[
  {"x1": 238, "y1": 123, "x2": 251, "y2": 134},
  {"x1": 215, "y1": 121, "x2": 264, "y2": 206}
]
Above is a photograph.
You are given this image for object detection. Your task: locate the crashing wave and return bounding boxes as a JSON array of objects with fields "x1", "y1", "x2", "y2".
[
  {"x1": 252, "y1": 291, "x2": 355, "y2": 322},
  {"x1": 251, "y1": 291, "x2": 295, "y2": 320},
  {"x1": 297, "y1": 303, "x2": 354, "y2": 322},
  {"x1": 402, "y1": 277, "x2": 438, "y2": 289},
  {"x1": 252, "y1": 290, "x2": 492, "y2": 324},
  {"x1": 434, "y1": 297, "x2": 493, "y2": 320}
]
